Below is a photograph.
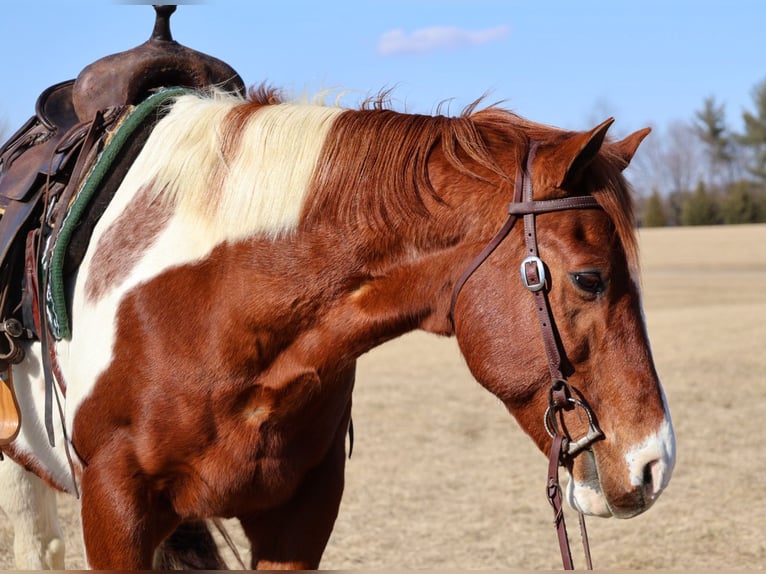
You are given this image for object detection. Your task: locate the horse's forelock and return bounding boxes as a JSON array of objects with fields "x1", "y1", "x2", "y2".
[{"x1": 590, "y1": 150, "x2": 640, "y2": 275}]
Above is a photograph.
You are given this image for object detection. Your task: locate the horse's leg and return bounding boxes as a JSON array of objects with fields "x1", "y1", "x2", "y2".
[
  {"x1": 0, "y1": 459, "x2": 65, "y2": 569},
  {"x1": 153, "y1": 520, "x2": 228, "y2": 569},
  {"x1": 79, "y1": 453, "x2": 176, "y2": 569},
  {"x1": 239, "y1": 401, "x2": 351, "y2": 570}
]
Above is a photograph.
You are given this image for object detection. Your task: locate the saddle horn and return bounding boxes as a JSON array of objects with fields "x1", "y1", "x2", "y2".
[{"x1": 72, "y1": 4, "x2": 246, "y2": 122}]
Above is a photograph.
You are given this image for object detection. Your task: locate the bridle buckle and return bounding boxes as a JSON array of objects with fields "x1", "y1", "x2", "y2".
[{"x1": 520, "y1": 255, "x2": 546, "y2": 292}]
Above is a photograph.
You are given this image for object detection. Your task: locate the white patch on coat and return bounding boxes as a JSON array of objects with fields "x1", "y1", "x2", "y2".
[
  {"x1": 139, "y1": 92, "x2": 343, "y2": 240},
  {"x1": 5, "y1": 93, "x2": 345, "y2": 478},
  {"x1": 565, "y1": 449, "x2": 611, "y2": 517},
  {"x1": 625, "y1": 417, "x2": 676, "y2": 497}
]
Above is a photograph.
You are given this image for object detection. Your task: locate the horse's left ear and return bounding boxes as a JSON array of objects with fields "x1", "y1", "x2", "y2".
[
  {"x1": 555, "y1": 117, "x2": 614, "y2": 188},
  {"x1": 611, "y1": 127, "x2": 652, "y2": 171}
]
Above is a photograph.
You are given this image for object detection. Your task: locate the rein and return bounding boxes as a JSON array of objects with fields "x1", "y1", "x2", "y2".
[{"x1": 449, "y1": 142, "x2": 604, "y2": 570}]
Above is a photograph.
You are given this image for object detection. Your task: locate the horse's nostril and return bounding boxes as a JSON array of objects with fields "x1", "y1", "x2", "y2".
[
  {"x1": 642, "y1": 461, "x2": 653, "y2": 486},
  {"x1": 642, "y1": 459, "x2": 662, "y2": 497}
]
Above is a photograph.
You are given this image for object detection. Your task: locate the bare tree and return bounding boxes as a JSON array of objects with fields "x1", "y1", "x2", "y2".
[{"x1": 631, "y1": 120, "x2": 704, "y2": 197}]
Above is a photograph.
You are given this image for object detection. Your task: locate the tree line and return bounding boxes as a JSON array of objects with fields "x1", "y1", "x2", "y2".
[{"x1": 635, "y1": 78, "x2": 766, "y2": 227}]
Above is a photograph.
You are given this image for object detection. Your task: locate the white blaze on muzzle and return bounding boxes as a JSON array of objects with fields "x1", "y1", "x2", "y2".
[{"x1": 566, "y1": 415, "x2": 676, "y2": 518}]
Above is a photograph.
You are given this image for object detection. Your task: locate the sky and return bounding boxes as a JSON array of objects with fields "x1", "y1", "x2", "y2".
[{"x1": 1, "y1": 0, "x2": 765, "y2": 143}]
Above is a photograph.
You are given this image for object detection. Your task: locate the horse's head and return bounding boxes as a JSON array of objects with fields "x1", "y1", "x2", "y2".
[{"x1": 448, "y1": 117, "x2": 675, "y2": 519}]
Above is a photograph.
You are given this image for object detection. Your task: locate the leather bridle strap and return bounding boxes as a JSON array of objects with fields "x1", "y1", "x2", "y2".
[
  {"x1": 448, "y1": 141, "x2": 604, "y2": 570},
  {"x1": 519, "y1": 145, "x2": 601, "y2": 570},
  {"x1": 518, "y1": 144, "x2": 600, "y2": 570},
  {"x1": 515, "y1": 143, "x2": 603, "y2": 383},
  {"x1": 548, "y1": 433, "x2": 574, "y2": 569},
  {"x1": 448, "y1": 162, "x2": 526, "y2": 331}
]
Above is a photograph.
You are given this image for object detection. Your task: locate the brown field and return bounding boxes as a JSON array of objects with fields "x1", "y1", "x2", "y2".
[{"x1": 2, "y1": 223, "x2": 765, "y2": 569}]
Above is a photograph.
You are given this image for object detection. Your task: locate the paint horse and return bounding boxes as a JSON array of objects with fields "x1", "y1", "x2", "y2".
[{"x1": 1, "y1": 85, "x2": 675, "y2": 569}]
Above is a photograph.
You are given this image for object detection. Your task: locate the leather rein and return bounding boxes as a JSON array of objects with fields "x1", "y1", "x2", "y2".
[{"x1": 449, "y1": 142, "x2": 605, "y2": 570}]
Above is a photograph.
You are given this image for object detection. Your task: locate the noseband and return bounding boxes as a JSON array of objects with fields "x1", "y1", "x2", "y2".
[{"x1": 449, "y1": 142, "x2": 605, "y2": 570}]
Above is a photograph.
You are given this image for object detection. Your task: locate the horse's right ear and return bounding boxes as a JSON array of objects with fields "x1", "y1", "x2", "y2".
[
  {"x1": 611, "y1": 127, "x2": 652, "y2": 171},
  {"x1": 551, "y1": 118, "x2": 614, "y2": 189}
]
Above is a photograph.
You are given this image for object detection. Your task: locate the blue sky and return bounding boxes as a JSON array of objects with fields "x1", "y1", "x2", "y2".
[{"x1": 1, "y1": 0, "x2": 764, "y2": 141}]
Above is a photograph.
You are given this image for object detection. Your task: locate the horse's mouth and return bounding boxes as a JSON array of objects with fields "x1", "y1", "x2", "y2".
[
  {"x1": 565, "y1": 449, "x2": 613, "y2": 518},
  {"x1": 565, "y1": 448, "x2": 663, "y2": 519}
]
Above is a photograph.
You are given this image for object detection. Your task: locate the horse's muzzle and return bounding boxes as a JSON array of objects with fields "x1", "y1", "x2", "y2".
[{"x1": 566, "y1": 419, "x2": 676, "y2": 519}]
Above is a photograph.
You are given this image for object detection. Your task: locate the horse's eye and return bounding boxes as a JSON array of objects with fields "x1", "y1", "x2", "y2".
[{"x1": 570, "y1": 271, "x2": 605, "y2": 295}]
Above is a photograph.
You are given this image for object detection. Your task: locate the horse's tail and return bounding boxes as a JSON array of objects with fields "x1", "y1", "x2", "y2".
[{"x1": 153, "y1": 519, "x2": 244, "y2": 570}]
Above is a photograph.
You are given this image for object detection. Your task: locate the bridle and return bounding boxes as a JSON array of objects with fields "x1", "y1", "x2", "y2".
[{"x1": 449, "y1": 142, "x2": 605, "y2": 570}]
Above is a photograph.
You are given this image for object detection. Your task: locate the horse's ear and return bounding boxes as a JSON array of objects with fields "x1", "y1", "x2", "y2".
[
  {"x1": 611, "y1": 127, "x2": 652, "y2": 171},
  {"x1": 555, "y1": 117, "x2": 614, "y2": 188}
]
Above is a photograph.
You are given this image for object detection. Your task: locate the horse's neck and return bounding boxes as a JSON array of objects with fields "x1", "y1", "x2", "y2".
[
  {"x1": 298, "y1": 183, "x2": 503, "y2": 343},
  {"x1": 214, "y1": 223, "x2": 462, "y2": 371}
]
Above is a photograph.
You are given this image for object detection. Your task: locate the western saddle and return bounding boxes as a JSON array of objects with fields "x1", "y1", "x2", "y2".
[{"x1": 0, "y1": 5, "x2": 246, "y2": 444}]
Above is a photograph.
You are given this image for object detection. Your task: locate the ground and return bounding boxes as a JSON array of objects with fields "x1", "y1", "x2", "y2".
[{"x1": 1, "y1": 223, "x2": 765, "y2": 569}]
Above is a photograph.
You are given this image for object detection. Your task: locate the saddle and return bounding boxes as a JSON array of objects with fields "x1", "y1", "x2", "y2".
[{"x1": 0, "y1": 6, "x2": 245, "y2": 444}]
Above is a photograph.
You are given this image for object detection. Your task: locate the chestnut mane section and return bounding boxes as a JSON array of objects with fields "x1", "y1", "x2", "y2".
[
  {"x1": 301, "y1": 104, "x2": 516, "y2": 233},
  {"x1": 299, "y1": 98, "x2": 639, "y2": 272}
]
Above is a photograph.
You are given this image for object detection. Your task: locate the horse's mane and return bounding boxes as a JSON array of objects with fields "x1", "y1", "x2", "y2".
[
  {"x1": 301, "y1": 96, "x2": 638, "y2": 270},
  {"x1": 134, "y1": 86, "x2": 343, "y2": 242},
  {"x1": 302, "y1": 98, "x2": 519, "y2": 234},
  {"x1": 134, "y1": 85, "x2": 637, "y2": 269}
]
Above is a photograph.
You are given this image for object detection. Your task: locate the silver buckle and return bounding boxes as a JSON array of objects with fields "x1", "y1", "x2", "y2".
[{"x1": 520, "y1": 256, "x2": 546, "y2": 292}]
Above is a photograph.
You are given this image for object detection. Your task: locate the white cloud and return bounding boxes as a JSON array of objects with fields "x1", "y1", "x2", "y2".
[{"x1": 378, "y1": 25, "x2": 510, "y2": 56}]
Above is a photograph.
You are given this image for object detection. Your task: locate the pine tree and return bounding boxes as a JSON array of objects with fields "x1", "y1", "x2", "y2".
[
  {"x1": 642, "y1": 190, "x2": 667, "y2": 227},
  {"x1": 694, "y1": 97, "x2": 734, "y2": 186},
  {"x1": 681, "y1": 181, "x2": 720, "y2": 225},
  {"x1": 739, "y1": 79, "x2": 766, "y2": 181},
  {"x1": 721, "y1": 181, "x2": 763, "y2": 224}
]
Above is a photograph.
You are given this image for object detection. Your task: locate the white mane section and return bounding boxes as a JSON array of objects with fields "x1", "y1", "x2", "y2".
[{"x1": 133, "y1": 91, "x2": 344, "y2": 241}]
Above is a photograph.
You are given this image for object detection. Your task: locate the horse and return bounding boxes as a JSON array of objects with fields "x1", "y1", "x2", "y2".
[{"x1": 0, "y1": 85, "x2": 675, "y2": 569}]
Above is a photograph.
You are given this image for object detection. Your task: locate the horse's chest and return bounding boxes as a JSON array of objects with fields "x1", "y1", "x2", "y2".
[
  {"x1": 70, "y1": 354, "x2": 352, "y2": 518},
  {"x1": 174, "y1": 391, "x2": 351, "y2": 517}
]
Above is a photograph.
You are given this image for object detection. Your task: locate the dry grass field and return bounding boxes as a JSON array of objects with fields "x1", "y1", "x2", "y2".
[{"x1": 1, "y1": 223, "x2": 765, "y2": 569}]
